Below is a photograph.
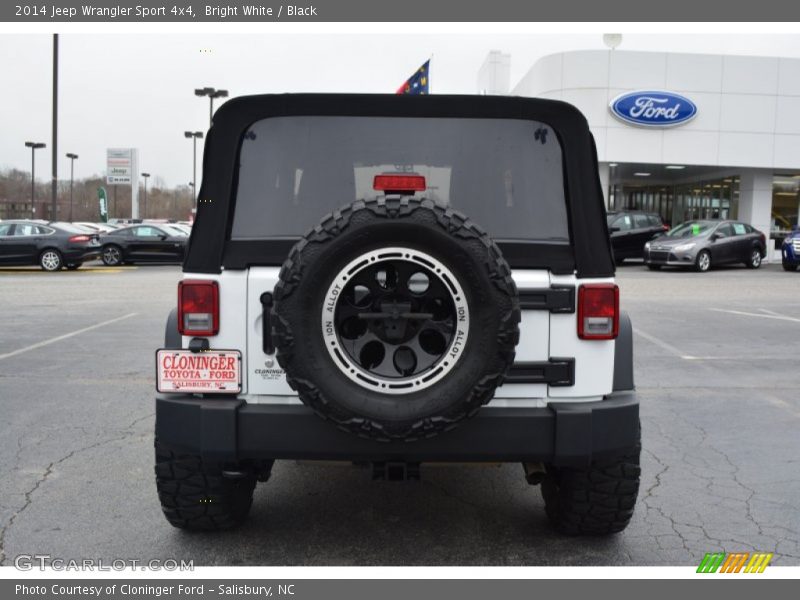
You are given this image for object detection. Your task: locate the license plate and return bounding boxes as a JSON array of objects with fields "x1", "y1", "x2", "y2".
[{"x1": 156, "y1": 349, "x2": 241, "y2": 394}]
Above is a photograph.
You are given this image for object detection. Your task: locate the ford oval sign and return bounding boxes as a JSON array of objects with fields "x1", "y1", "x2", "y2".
[{"x1": 610, "y1": 90, "x2": 697, "y2": 128}]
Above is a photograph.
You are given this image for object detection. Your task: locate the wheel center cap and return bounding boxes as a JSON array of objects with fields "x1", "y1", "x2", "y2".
[{"x1": 382, "y1": 299, "x2": 409, "y2": 321}]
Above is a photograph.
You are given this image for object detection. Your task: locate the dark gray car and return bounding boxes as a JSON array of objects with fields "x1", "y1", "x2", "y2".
[
  {"x1": 643, "y1": 219, "x2": 766, "y2": 272},
  {"x1": 0, "y1": 220, "x2": 101, "y2": 271}
]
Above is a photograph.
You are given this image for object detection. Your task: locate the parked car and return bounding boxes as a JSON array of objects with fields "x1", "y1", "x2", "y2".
[
  {"x1": 108, "y1": 218, "x2": 143, "y2": 226},
  {"x1": 782, "y1": 229, "x2": 800, "y2": 271},
  {"x1": 154, "y1": 93, "x2": 640, "y2": 535},
  {"x1": 74, "y1": 221, "x2": 119, "y2": 233},
  {"x1": 100, "y1": 223, "x2": 187, "y2": 266},
  {"x1": 607, "y1": 210, "x2": 668, "y2": 264},
  {"x1": 644, "y1": 219, "x2": 766, "y2": 272},
  {"x1": 0, "y1": 220, "x2": 101, "y2": 271},
  {"x1": 164, "y1": 223, "x2": 191, "y2": 236},
  {"x1": 148, "y1": 223, "x2": 189, "y2": 237}
]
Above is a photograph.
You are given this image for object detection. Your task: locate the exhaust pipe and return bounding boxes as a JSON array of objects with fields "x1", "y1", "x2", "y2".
[{"x1": 522, "y1": 462, "x2": 547, "y2": 485}]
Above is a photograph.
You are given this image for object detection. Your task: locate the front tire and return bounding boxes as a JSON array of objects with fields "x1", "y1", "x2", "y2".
[
  {"x1": 541, "y1": 434, "x2": 641, "y2": 536},
  {"x1": 694, "y1": 250, "x2": 711, "y2": 272},
  {"x1": 40, "y1": 249, "x2": 63, "y2": 271},
  {"x1": 154, "y1": 441, "x2": 256, "y2": 531},
  {"x1": 746, "y1": 248, "x2": 762, "y2": 269},
  {"x1": 102, "y1": 244, "x2": 123, "y2": 266},
  {"x1": 783, "y1": 261, "x2": 798, "y2": 272},
  {"x1": 646, "y1": 264, "x2": 661, "y2": 271}
]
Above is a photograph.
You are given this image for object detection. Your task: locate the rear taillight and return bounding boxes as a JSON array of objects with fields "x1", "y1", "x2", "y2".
[
  {"x1": 577, "y1": 284, "x2": 619, "y2": 340},
  {"x1": 68, "y1": 234, "x2": 91, "y2": 243},
  {"x1": 373, "y1": 174, "x2": 426, "y2": 193},
  {"x1": 178, "y1": 280, "x2": 219, "y2": 336}
]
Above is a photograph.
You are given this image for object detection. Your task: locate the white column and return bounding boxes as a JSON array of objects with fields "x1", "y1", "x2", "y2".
[
  {"x1": 598, "y1": 162, "x2": 610, "y2": 209},
  {"x1": 738, "y1": 169, "x2": 773, "y2": 261},
  {"x1": 477, "y1": 51, "x2": 511, "y2": 95}
]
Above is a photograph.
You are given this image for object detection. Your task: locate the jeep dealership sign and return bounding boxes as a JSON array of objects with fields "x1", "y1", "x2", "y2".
[
  {"x1": 106, "y1": 147, "x2": 138, "y2": 184},
  {"x1": 609, "y1": 90, "x2": 697, "y2": 127}
]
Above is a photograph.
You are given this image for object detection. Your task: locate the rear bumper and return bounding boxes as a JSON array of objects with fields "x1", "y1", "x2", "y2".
[{"x1": 155, "y1": 392, "x2": 639, "y2": 467}]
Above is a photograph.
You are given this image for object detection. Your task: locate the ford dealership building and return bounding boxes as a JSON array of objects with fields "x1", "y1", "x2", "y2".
[{"x1": 481, "y1": 49, "x2": 800, "y2": 259}]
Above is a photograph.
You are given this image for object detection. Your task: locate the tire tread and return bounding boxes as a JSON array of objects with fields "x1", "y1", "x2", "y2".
[
  {"x1": 542, "y1": 438, "x2": 641, "y2": 536},
  {"x1": 272, "y1": 197, "x2": 520, "y2": 442},
  {"x1": 154, "y1": 441, "x2": 255, "y2": 531}
]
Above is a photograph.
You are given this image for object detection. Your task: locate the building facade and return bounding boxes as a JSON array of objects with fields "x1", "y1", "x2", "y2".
[{"x1": 504, "y1": 49, "x2": 800, "y2": 259}]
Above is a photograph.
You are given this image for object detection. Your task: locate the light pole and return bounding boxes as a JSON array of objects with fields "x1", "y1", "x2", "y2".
[
  {"x1": 184, "y1": 131, "x2": 203, "y2": 207},
  {"x1": 188, "y1": 182, "x2": 195, "y2": 222},
  {"x1": 25, "y1": 142, "x2": 46, "y2": 218},
  {"x1": 52, "y1": 34, "x2": 59, "y2": 221},
  {"x1": 141, "y1": 172, "x2": 150, "y2": 219},
  {"x1": 66, "y1": 152, "x2": 78, "y2": 221},
  {"x1": 194, "y1": 87, "x2": 228, "y2": 128}
]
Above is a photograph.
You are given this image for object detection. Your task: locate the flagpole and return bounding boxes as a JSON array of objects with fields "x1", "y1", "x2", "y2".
[{"x1": 428, "y1": 55, "x2": 433, "y2": 94}]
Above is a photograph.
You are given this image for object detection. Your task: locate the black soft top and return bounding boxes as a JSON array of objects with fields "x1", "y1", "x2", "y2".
[{"x1": 184, "y1": 93, "x2": 614, "y2": 278}]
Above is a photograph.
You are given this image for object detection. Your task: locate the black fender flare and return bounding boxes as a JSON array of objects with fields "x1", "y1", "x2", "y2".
[
  {"x1": 613, "y1": 311, "x2": 634, "y2": 392},
  {"x1": 164, "y1": 308, "x2": 181, "y2": 349}
]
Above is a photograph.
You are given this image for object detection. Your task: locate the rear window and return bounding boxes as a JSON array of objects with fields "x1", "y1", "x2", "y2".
[{"x1": 231, "y1": 116, "x2": 569, "y2": 242}]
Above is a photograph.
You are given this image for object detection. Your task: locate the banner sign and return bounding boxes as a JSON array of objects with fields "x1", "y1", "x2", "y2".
[{"x1": 97, "y1": 187, "x2": 108, "y2": 222}]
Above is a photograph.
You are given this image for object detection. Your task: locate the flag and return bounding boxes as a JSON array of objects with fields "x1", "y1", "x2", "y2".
[
  {"x1": 396, "y1": 60, "x2": 430, "y2": 95},
  {"x1": 97, "y1": 187, "x2": 108, "y2": 223}
]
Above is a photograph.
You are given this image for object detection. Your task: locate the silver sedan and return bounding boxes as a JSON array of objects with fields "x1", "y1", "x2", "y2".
[{"x1": 644, "y1": 220, "x2": 766, "y2": 272}]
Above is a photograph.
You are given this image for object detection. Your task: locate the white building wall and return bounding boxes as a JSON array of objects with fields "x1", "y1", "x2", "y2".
[
  {"x1": 477, "y1": 50, "x2": 511, "y2": 95},
  {"x1": 512, "y1": 49, "x2": 800, "y2": 172}
]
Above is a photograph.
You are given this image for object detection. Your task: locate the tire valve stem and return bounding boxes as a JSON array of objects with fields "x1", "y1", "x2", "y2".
[{"x1": 260, "y1": 292, "x2": 275, "y2": 355}]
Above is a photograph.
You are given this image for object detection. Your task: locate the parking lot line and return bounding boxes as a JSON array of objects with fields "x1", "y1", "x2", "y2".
[
  {"x1": 0, "y1": 313, "x2": 138, "y2": 361},
  {"x1": 0, "y1": 266, "x2": 133, "y2": 274},
  {"x1": 708, "y1": 308, "x2": 800, "y2": 323},
  {"x1": 632, "y1": 327, "x2": 691, "y2": 359}
]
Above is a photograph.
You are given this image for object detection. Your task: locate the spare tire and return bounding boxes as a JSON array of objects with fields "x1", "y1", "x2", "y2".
[{"x1": 272, "y1": 197, "x2": 520, "y2": 441}]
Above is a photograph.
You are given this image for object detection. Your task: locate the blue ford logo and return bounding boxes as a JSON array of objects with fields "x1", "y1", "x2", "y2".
[{"x1": 610, "y1": 90, "x2": 697, "y2": 127}]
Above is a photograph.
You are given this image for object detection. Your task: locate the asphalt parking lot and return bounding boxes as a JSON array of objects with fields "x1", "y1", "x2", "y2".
[{"x1": 0, "y1": 260, "x2": 798, "y2": 566}]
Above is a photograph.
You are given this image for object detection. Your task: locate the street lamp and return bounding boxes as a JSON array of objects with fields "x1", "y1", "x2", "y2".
[
  {"x1": 25, "y1": 142, "x2": 46, "y2": 218},
  {"x1": 141, "y1": 172, "x2": 151, "y2": 219},
  {"x1": 184, "y1": 131, "x2": 203, "y2": 207},
  {"x1": 194, "y1": 87, "x2": 228, "y2": 127},
  {"x1": 66, "y1": 153, "x2": 78, "y2": 221},
  {"x1": 188, "y1": 182, "x2": 196, "y2": 222}
]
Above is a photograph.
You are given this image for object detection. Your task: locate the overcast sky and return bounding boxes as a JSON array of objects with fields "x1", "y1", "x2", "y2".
[{"x1": 2, "y1": 33, "x2": 800, "y2": 187}]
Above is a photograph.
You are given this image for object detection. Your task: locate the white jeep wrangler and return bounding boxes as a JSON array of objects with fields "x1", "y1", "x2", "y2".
[{"x1": 155, "y1": 94, "x2": 640, "y2": 536}]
